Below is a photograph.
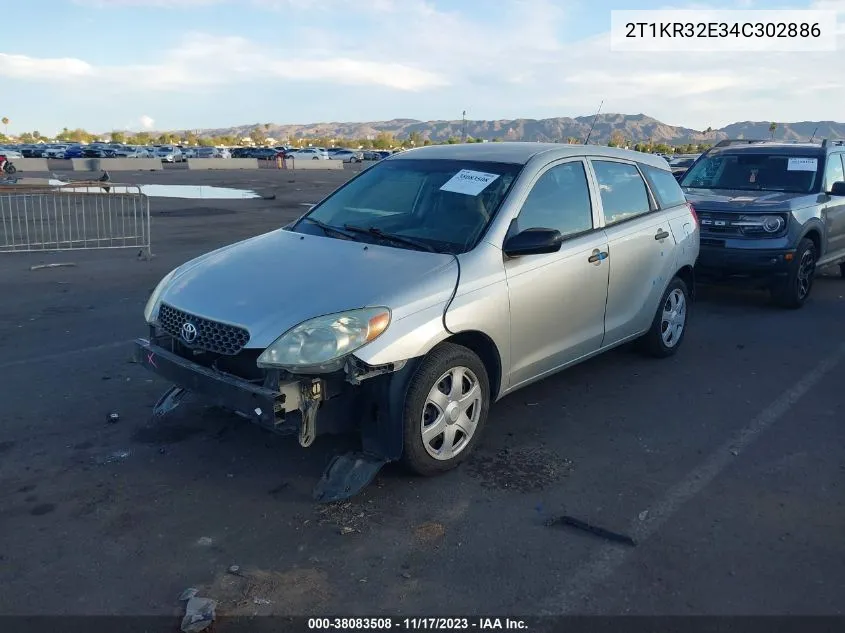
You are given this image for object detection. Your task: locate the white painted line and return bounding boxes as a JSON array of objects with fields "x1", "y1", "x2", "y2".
[
  {"x1": 538, "y1": 342, "x2": 845, "y2": 615},
  {"x1": 0, "y1": 339, "x2": 135, "y2": 370}
]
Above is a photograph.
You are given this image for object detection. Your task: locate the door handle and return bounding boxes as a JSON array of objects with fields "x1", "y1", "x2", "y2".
[
  {"x1": 655, "y1": 229, "x2": 670, "y2": 241},
  {"x1": 588, "y1": 249, "x2": 608, "y2": 264}
]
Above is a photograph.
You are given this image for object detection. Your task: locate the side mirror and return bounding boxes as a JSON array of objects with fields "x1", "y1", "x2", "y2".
[
  {"x1": 503, "y1": 228, "x2": 563, "y2": 257},
  {"x1": 829, "y1": 181, "x2": 845, "y2": 196}
]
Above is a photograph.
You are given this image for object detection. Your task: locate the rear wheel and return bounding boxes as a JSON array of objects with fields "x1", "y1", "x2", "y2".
[
  {"x1": 401, "y1": 343, "x2": 490, "y2": 476},
  {"x1": 771, "y1": 238, "x2": 816, "y2": 309},
  {"x1": 638, "y1": 276, "x2": 690, "y2": 358}
]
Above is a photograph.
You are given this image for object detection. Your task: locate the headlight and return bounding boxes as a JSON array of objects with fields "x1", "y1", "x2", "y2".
[
  {"x1": 735, "y1": 215, "x2": 787, "y2": 235},
  {"x1": 257, "y1": 307, "x2": 391, "y2": 372},
  {"x1": 143, "y1": 269, "x2": 177, "y2": 324}
]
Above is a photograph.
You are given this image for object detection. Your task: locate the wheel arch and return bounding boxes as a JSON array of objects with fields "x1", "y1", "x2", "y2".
[{"x1": 438, "y1": 330, "x2": 503, "y2": 401}]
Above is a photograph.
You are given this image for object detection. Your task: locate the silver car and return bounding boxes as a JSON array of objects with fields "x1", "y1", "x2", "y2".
[{"x1": 135, "y1": 143, "x2": 700, "y2": 500}]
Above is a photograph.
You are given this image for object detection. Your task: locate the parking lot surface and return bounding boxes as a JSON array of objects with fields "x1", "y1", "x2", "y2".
[{"x1": 1, "y1": 167, "x2": 843, "y2": 617}]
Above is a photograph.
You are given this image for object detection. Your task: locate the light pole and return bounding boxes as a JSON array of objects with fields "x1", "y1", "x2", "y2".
[{"x1": 461, "y1": 110, "x2": 466, "y2": 143}]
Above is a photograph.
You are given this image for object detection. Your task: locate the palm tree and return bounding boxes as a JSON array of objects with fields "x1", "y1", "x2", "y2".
[
  {"x1": 769, "y1": 122, "x2": 777, "y2": 139},
  {"x1": 1, "y1": 117, "x2": 8, "y2": 135}
]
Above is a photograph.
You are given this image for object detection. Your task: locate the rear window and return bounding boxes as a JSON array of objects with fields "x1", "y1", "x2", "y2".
[{"x1": 641, "y1": 164, "x2": 687, "y2": 208}]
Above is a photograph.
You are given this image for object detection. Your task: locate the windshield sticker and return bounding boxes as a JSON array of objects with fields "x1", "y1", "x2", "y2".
[
  {"x1": 787, "y1": 157, "x2": 818, "y2": 172},
  {"x1": 440, "y1": 169, "x2": 500, "y2": 196}
]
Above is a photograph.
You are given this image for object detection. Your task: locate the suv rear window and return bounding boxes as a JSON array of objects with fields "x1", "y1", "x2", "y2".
[{"x1": 641, "y1": 164, "x2": 687, "y2": 208}]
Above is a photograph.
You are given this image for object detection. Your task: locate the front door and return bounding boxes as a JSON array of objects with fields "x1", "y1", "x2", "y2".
[{"x1": 504, "y1": 159, "x2": 610, "y2": 389}]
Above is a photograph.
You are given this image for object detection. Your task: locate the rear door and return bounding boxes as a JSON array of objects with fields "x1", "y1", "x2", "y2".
[
  {"x1": 821, "y1": 153, "x2": 845, "y2": 260},
  {"x1": 588, "y1": 159, "x2": 679, "y2": 347}
]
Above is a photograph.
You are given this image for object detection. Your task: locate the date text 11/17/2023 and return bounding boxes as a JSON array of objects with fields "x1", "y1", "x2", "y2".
[{"x1": 307, "y1": 617, "x2": 530, "y2": 630}]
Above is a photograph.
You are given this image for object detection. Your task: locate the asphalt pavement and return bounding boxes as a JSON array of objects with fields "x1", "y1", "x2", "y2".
[{"x1": 0, "y1": 166, "x2": 843, "y2": 618}]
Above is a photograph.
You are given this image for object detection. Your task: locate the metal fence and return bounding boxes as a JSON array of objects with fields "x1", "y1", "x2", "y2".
[{"x1": 0, "y1": 182, "x2": 151, "y2": 257}]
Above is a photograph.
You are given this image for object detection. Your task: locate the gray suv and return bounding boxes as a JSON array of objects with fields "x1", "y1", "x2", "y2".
[{"x1": 681, "y1": 139, "x2": 845, "y2": 308}]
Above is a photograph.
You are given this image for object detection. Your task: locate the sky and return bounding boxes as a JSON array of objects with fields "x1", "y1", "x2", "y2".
[{"x1": 1, "y1": 0, "x2": 844, "y2": 135}]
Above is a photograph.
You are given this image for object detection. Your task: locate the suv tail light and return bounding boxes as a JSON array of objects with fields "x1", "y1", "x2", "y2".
[{"x1": 687, "y1": 202, "x2": 698, "y2": 228}]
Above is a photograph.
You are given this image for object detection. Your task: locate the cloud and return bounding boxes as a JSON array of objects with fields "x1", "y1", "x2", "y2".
[
  {"x1": 0, "y1": 33, "x2": 448, "y2": 93},
  {"x1": 5, "y1": 0, "x2": 845, "y2": 129},
  {"x1": 139, "y1": 115, "x2": 155, "y2": 130}
]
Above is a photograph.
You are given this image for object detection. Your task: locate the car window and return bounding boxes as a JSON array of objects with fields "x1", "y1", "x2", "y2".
[
  {"x1": 591, "y1": 160, "x2": 652, "y2": 225},
  {"x1": 681, "y1": 152, "x2": 821, "y2": 193},
  {"x1": 641, "y1": 164, "x2": 687, "y2": 208},
  {"x1": 514, "y1": 161, "x2": 593, "y2": 237},
  {"x1": 823, "y1": 154, "x2": 845, "y2": 190},
  {"x1": 297, "y1": 158, "x2": 521, "y2": 253}
]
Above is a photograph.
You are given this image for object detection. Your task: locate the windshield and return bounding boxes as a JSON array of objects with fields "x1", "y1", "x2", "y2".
[
  {"x1": 293, "y1": 158, "x2": 522, "y2": 253},
  {"x1": 681, "y1": 152, "x2": 822, "y2": 193}
]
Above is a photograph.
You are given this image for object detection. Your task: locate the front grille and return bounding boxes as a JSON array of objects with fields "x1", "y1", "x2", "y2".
[
  {"x1": 697, "y1": 212, "x2": 743, "y2": 236},
  {"x1": 157, "y1": 303, "x2": 250, "y2": 356}
]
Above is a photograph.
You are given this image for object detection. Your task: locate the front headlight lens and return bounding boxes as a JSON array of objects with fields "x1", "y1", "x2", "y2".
[
  {"x1": 736, "y1": 215, "x2": 786, "y2": 235},
  {"x1": 257, "y1": 307, "x2": 391, "y2": 371},
  {"x1": 143, "y1": 269, "x2": 177, "y2": 324}
]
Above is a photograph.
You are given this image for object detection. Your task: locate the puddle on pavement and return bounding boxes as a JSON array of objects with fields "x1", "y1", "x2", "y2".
[{"x1": 47, "y1": 180, "x2": 262, "y2": 199}]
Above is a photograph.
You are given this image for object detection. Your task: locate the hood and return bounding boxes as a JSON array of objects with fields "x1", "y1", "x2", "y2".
[
  {"x1": 683, "y1": 188, "x2": 817, "y2": 213},
  {"x1": 159, "y1": 229, "x2": 458, "y2": 349}
]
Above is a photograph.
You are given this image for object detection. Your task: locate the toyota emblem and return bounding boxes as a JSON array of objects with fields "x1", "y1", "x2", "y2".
[{"x1": 181, "y1": 322, "x2": 198, "y2": 344}]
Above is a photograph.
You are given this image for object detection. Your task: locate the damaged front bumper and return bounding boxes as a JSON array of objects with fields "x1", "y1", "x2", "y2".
[
  {"x1": 134, "y1": 337, "x2": 324, "y2": 436},
  {"x1": 133, "y1": 334, "x2": 421, "y2": 501}
]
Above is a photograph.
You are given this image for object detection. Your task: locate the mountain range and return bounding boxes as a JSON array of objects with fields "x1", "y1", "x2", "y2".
[{"x1": 193, "y1": 114, "x2": 845, "y2": 145}]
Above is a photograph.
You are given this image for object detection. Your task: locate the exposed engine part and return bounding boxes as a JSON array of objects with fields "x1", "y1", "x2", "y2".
[
  {"x1": 298, "y1": 378, "x2": 323, "y2": 447},
  {"x1": 153, "y1": 385, "x2": 188, "y2": 417},
  {"x1": 343, "y1": 357, "x2": 406, "y2": 385}
]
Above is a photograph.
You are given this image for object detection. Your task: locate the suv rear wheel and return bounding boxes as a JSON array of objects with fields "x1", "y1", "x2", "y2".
[{"x1": 772, "y1": 238, "x2": 816, "y2": 309}]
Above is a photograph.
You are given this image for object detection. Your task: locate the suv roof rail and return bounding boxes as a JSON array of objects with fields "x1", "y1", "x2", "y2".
[
  {"x1": 712, "y1": 139, "x2": 767, "y2": 149},
  {"x1": 822, "y1": 138, "x2": 845, "y2": 147}
]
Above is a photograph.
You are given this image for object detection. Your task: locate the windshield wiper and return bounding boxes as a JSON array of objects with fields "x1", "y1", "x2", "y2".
[
  {"x1": 299, "y1": 217, "x2": 356, "y2": 240},
  {"x1": 342, "y1": 224, "x2": 437, "y2": 252}
]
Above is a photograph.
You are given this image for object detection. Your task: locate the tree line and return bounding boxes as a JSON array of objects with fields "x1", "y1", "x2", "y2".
[{"x1": 0, "y1": 124, "x2": 711, "y2": 154}]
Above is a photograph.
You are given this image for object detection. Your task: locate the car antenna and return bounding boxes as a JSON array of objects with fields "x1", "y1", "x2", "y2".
[
  {"x1": 809, "y1": 126, "x2": 819, "y2": 142},
  {"x1": 582, "y1": 99, "x2": 604, "y2": 145}
]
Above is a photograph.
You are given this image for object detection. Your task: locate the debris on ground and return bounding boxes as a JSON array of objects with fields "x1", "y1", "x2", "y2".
[
  {"x1": 467, "y1": 446, "x2": 573, "y2": 492},
  {"x1": 181, "y1": 596, "x2": 216, "y2": 632},
  {"x1": 196, "y1": 536, "x2": 213, "y2": 547},
  {"x1": 401, "y1": 572, "x2": 412, "y2": 580},
  {"x1": 30, "y1": 262, "x2": 77, "y2": 271},
  {"x1": 179, "y1": 588, "x2": 199, "y2": 601},
  {"x1": 413, "y1": 521, "x2": 446, "y2": 544},
  {"x1": 227, "y1": 565, "x2": 241, "y2": 575},
  {"x1": 203, "y1": 567, "x2": 330, "y2": 615},
  {"x1": 546, "y1": 515, "x2": 636, "y2": 547},
  {"x1": 316, "y1": 500, "x2": 371, "y2": 533},
  {"x1": 339, "y1": 526, "x2": 356, "y2": 535},
  {"x1": 106, "y1": 412, "x2": 120, "y2": 424},
  {"x1": 638, "y1": 510, "x2": 649, "y2": 521},
  {"x1": 96, "y1": 449, "x2": 131, "y2": 464},
  {"x1": 730, "y1": 449, "x2": 739, "y2": 456}
]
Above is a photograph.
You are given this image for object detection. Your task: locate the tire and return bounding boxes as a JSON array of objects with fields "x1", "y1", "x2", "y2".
[
  {"x1": 639, "y1": 276, "x2": 690, "y2": 358},
  {"x1": 312, "y1": 156, "x2": 319, "y2": 160},
  {"x1": 401, "y1": 343, "x2": 491, "y2": 476},
  {"x1": 839, "y1": 262, "x2": 845, "y2": 279},
  {"x1": 771, "y1": 238, "x2": 816, "y2": 309},
  {"x1": 5, "y1": 165, "x2": 16, "y2": 174}
]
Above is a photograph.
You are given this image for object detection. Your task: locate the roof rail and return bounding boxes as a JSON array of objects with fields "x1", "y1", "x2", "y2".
[
  {"x1": 822, "y1": 138, "x2": 845, "y2": 147},
  {"x1": 712, "y1": 139, "x2": 767, "y2": 149}
]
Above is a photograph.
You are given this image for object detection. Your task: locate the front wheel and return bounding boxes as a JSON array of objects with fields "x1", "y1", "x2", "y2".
[
  {"x1": 771, "y1": 238, "x2": 816, "y2": 309},
  {"x1": 401, "y1": 343, "x2": 490, "y2": 476},
  {"x1": 638, "y1": 276, "x2": 690, "y2": 358}
]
